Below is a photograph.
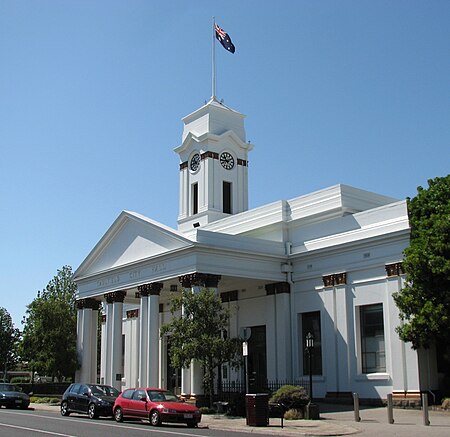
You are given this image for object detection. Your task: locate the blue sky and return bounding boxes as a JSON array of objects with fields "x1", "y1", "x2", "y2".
[{"x1": 1, "y1": 1, "x2": 449, "y2": 327}]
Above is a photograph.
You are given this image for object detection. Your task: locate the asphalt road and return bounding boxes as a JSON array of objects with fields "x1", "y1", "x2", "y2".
[{"x1": 0, "y1": 409, "x2": 246, "y2": 437}]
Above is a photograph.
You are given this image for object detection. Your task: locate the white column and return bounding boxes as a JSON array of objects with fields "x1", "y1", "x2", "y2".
[
  {"x1": 335, "y1": 283, "x2": 350, "y2": 392},
  {"x1": 75, "y1": 305, "x2": 83, "y2": 383},
  {"x1": 265, "y1": 283, "x2": 292, "y2": 381},
  {"x1": 131, "y1": 313, "x2": 140, "y2": 388},
  {"x1": 75, "y1": 299, "x2": 100, "y2": 383},
  {"x1": 90, "y1": 307, "x2": 99, "y2": 383},
  {"x1": 139, "y1": 294, "x2": 149, "y2": 387},
  {"x1": 147, "y1": 292, "x2": 161, "y2": 387},
  {"x1": 100, "y1": 315, "x2": 107, "y2": 384},
  {"x1": 123, "y1": 311, "x2": 140, "y2": 389},
  {"x1": 181, "y1": 368, "x2": 191, "y2": 395},
  {"x1": 104, "y1": 300, "x2": 113, "y2": 386},
  {"x1": 105, "y1": 291, "x2": 126, "y2": 391},
  {"x1": 138, "y1": 283, "x2": 163, "y2": 389},
  {"x1": 81, "y1": 308, "x2": 93, "y2": 381}
]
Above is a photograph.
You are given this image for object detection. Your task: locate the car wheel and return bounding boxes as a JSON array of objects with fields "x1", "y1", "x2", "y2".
[
  {"x1": 150, "y1": 410, "x2": 161, "y2": 426},
  {"x1": 60, "y1": 401, "x2": 70, "y2": 416},
  {"x1": 88, "y1": 403, "x2": 98, "y2": 419},
  {"x1": 186, "y1": 420, "x2": 197, "y2": 428},
  {"x1": 114, "y1": 407, "x2": 123, "y2": 422}
]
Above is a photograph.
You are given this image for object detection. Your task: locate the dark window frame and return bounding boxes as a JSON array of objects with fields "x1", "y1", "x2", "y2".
[
  {"x1": 360, "y1": 303, "x2": 386, "y2": 373},
  {"x1": 192, "y1": 183, "x2": 198, "y2": 215},
  {"x1": 223, "y1": 181, "x2": 232, "y2": 214},
  {"x1": 301, "y1": 311, "x2": 323, "y2": 376}
]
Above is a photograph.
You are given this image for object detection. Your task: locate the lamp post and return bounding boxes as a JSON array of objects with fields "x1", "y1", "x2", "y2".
[{"x1": 306, "y1": 332, "x2": 314, "y2": 402}]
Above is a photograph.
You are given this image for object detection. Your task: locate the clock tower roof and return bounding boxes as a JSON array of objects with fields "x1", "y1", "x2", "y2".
[{"x1": 180, "y1": 97, "x2": 246, "y2": 144}]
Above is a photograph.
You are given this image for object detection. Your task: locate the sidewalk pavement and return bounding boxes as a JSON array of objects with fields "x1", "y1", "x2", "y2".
[{"x1": 30, "y1": 403, "x2": 450, "y2": 436}]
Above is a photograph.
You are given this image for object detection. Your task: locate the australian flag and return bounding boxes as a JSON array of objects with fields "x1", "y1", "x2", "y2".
[{"x1": 215, "y1": 23, "x2": 235, "y2": 53}]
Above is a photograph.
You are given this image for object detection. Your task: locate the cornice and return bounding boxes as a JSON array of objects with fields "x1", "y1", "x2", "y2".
[{"x1": 174, "y1": 130, "x2": 253, "y2": 155}]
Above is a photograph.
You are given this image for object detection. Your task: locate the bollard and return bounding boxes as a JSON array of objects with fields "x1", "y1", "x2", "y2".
[
  {"x1": 353, "y1": 393, "x2": 361, "y2": 422},
  {"x1": 422, "y1": 393, "x2": 430, "y2": 426},
  {"x1": 387, "y1": 393, "x2": 394, "y2": 424}
]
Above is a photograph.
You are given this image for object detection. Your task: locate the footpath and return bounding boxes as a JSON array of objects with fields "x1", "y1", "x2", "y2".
[{"x1": 30, "y1": 402, "x2": 450, "y2": 436}]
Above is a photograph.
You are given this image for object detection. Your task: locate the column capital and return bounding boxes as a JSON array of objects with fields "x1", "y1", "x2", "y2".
[
  {"x1": 76, "y1": 298, "x2": 101, "y2": 310},
  {"x1": 178, "y1": 273, "x2": 221, "y2": 289},
  {"x1": 104, "y1": 290, "x2": 127, "y2": 304},
  {"x1": 265, "y1": 282, "x2": 291, "y2": 295},
  {"x1": 137, "y1": 282, "x2": 163, "y2": 297},
  {"x1": 322, "y1": 272, "x2": 347, "y2": 287}
]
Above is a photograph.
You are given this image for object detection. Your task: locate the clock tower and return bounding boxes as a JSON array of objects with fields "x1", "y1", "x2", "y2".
[{"x1": 174, "y1": 98, "x2": 253, "y2": 233}]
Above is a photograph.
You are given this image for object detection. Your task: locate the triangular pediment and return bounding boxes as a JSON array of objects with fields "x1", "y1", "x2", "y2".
[{"x1": 73, "y1": 211, "x2": 193, "y2": 279}]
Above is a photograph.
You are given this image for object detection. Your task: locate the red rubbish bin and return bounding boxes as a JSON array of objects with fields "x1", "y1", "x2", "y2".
[{"x1": 246, "y1": 394, "x2": 269, "y2": 426}]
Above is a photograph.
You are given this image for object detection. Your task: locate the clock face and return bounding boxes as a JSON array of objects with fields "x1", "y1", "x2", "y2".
[
  {"x1": 220, "y1": 152, "x2": 234, "y2": 170},
  {"x1": 190, "y1": 153, "x2": 201, "y2": 171}
]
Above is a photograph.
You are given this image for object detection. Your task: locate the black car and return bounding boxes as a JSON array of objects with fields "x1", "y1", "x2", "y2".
[
  {"x1": 0, "y1": 383, "x2": 30, "y2": 409},
  {"x1": 61, "y1": 383, "x2": 120, "y2": 419}
]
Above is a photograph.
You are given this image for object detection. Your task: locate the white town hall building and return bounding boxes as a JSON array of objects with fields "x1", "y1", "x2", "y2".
[{"x1": 73, "y1": 97, "x2": 437, "y2": 403}]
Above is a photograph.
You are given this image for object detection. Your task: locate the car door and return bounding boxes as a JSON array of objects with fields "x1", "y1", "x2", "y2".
[
  {"x1": 118, "y1": 389, "x2": 134, "y2": 416},
  {"x1": 77, "y1": 385, "x2": 91, "y2": 414},
  {"x1": 129, "y1": 389, "x2": 148, "y2": 418},
  {"x1": 67, "y1": 384, "x2": 81, "y2": 411},
  {"x1": 72, "y1": 384, "x2": 87, "y2": 412}
]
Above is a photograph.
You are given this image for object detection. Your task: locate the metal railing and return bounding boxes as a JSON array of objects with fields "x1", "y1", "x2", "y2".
[{"x1": 218, "y1": 378, "x2": 311, "y2": 395}]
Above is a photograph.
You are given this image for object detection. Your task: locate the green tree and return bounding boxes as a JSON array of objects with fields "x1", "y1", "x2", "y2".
[
  {"x1": 393, "y1": 175, "x2": 450, "y2": 349},
  {"x1": 160, "y1": 289, "x2": 241, "y2": 407},
  {"x1": 20, "y1": 266, "x2": 79, "y2": 380},
  {"x1": 0, "y1": 307, "x2": 20, "y2": 377}
]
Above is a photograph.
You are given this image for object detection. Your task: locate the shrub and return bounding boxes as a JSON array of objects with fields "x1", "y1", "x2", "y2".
[
  {"x1": 284, "y1": 408, "x2": 304, "y2": 420},
  {"x1": 30, "y1": 396, "x2": 61, "y2": 404},
  {"x1": 199, "y1": 407, "x2": 216, "y2": 414},
  {"x1": 10, "y1": 377, "x2": 31, "y2": 384},
  {"x1": 269, "y1": 385, "x2": 309, "y2": 409}
]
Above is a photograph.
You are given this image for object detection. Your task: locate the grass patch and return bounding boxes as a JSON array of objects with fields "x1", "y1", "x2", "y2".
[{"x1": 30, "y1": 396, "x2": 61, "y2": 404}]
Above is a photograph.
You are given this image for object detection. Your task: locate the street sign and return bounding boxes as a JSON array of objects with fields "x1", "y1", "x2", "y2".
[{"x1": 242, "y1": 341, "x2": 248, "y2": 356}]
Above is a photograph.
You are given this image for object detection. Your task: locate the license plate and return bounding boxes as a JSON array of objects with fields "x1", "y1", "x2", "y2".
[
  {"x1": 184, "y1": 414, "x2": 193, "y2": 419},
  {"x1": 15, "y1": 400, "x2": 22, "y2": 404}
]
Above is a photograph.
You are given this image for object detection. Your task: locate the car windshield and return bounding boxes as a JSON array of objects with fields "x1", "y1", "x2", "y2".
[
  {"x1": 0, "y1": 384, "x2": 18, "y2": 392},
  {"x1": 88, "y1": 385, "x2": 120, "y2": 397},
  {"x1": 147, "y1": 390, "x2": 179, "y2": 402}
]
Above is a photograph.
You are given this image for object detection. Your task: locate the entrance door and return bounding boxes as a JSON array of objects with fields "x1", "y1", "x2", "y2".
[{"x1": 248, "y1": 326, "x2": 267, "y2": 392}]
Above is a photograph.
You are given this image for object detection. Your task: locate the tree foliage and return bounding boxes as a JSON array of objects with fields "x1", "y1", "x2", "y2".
[
  {"x1": 160, "y1": 289, "x2": 241, "y2": 405},
  {"x1": 0, "y1": 307, "x2": 20, "y2": 373},
  {"x1": 393, "y1": 175, "x2": 450, "y2": 349},
  {"x1": 20, "y1": 266, "x2": 79, "y2": 380}
]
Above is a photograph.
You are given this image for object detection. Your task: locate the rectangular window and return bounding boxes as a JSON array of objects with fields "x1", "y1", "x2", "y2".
[
  {"x1": 223, "y1": 181, "x2": 232, "y2": 214},
  {"x1": 302, "y1": 311, "x2": 322, "y2": 375},
  {"x1": 360, "y1": 303, "x2": 385, "y2": 373},
  {"x1": 192, "y1": 183, "x2": 198, "y2": 215}
]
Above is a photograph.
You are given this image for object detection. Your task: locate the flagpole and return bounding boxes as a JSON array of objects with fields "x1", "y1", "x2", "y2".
[{"x1": 212, "y1": 16, "x2": 216, "y2": 101}]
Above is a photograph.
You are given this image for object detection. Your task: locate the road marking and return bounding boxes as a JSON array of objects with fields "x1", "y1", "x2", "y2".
[
  {"x1": 0, "y1": 422, "x2": 76, "y2": 436},
  {"x1": 3, "y1": 411, "x2": 214, "y2": 437}
]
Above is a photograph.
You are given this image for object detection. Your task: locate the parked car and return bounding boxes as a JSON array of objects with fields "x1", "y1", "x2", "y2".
[
  {"x1": 0, "y1": 383, "x2": 30, "y2": 409},
  {"x1": 60, "y1": 383, "x2": 120, "y2": 419},
  {"x1": 113, "y1": 388, "x2": 201, "y2": 427}
]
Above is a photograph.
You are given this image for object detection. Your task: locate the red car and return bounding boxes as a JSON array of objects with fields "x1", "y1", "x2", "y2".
[{"x1": 113, "y1": 388, "x2": 201, "y2": 428}]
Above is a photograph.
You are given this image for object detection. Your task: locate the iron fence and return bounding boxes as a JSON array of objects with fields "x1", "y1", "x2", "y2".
[{"x1": 217, "y1": 378, "x2": 311, "y2": 396}]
